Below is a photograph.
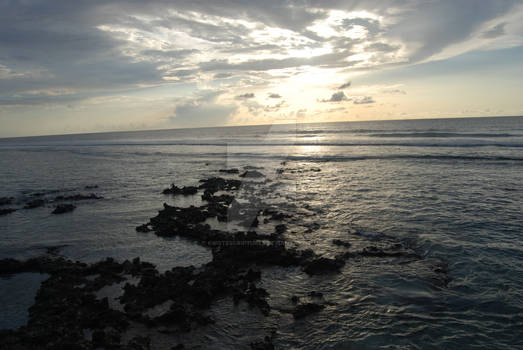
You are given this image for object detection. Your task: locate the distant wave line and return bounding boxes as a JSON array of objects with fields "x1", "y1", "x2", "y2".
[
  {"x1": 2, "y1": 141, "x2": 523, "y2": 148},
  {"x1": 8, "y1": 147, "x2": 523, "y2": 163},
  {"x1": 270, "y1": 130, "x2": 519, "y2": 137},
  {"x1": 368, "y1": 132, "x2": 516, "y2": 138}
]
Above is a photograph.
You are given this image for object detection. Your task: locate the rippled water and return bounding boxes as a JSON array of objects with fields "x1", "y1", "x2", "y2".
[{"x1": 0, "y1": 116, "x2": 522, "y2": 349}]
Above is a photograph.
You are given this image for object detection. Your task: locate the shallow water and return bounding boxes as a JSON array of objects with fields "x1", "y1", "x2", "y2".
[{"x1": 1, "y1": 116, "x2": 522, "y2": 348}]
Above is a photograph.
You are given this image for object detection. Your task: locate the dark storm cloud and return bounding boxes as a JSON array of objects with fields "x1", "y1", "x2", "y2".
[
  {"x1": 381, "y1": 88, "x2": 406, "y2": 95},
  {"x1": 320, "y1": 91, "x2": 349, "y2": 102},
  {"x1": 338, "y1": 81, "x2": 351, "y2": 89},
  {"x1": 235, "y1": 93, "x2": 255, "y2": 99}
]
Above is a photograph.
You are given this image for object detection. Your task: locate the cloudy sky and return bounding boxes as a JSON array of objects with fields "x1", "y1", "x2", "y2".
[{"x1": 1, "y1": 0, "x2": 523, "y2": 137}]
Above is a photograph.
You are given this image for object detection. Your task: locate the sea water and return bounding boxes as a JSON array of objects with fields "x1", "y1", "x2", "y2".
[{"x1": 0, "y1": 116, "x2": 522, "y2": 349}]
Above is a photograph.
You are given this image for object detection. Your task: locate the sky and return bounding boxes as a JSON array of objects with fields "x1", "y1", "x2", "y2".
[{"x1": 1, "y1": 0, "x2": 523, "y2": 137}]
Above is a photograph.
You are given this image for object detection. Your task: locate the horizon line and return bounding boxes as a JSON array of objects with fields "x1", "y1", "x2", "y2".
[{"x1": 1, "y1": 114, "x2": 522, "y2": 140}]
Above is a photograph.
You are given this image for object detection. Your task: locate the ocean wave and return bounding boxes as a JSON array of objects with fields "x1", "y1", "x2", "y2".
[
  {"x1": 119, "y1": 151, "x2": 523, "y2": 163},
  {"x1": 260, "y1": 130, "x2": 519, "y2": 138},
  {"x1": 368, "y1": 132, "x2": 515, "y2": 138},
  {"x1": 2, "y1": 141, "x2": 523, "y2": 148},
  {"x1": 255, "y1": 154, "x2": 523, "y2": 163}
]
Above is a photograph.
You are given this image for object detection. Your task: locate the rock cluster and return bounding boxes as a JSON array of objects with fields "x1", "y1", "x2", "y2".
[{"x1": 0, "y1": 172, "x2": 451, "y2": 349}]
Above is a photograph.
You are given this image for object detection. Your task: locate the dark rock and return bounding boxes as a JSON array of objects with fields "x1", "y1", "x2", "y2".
[
  {"x1": 275, "y1": 224, "x2": 287, "y2": 234},
  {"x1": 359, "y1": 245, "x2": 421, "y2": 259},
  {"x1": 30, "y1": 189, "x2": 61, "y2": 197},
  {"x1": 84, "y1": 185, "x2": 99, "y2": 189},
  {"x1": 335, "y1": 251, "x2": 357, "y2": 261},
  {"x1": 244, "y1": 165, "x2": 264, "y2": 170},
  {"x1": 250, "y1": 336, "x2": 274, "y2": 350},
  {"x1": 304, "y1": 222, "x2": 321, "y2": 233},
  {"x1": 162, "y1": 184, "x2": 198, "y2": 196},
  {"x1": 304, "y1": 257, "x2": 345, "y2": 275},
  {"x1": 292, "y1": 303, "x2": 324, "y2": 319},
  {"x1": 219, "y1": 168, "x2": 239, "y2": 174},
  {"x1": 262, "y1": 208, "x2": 289, "y2": 221},
  {"x1": 201, "y1": 191, "x2": 234, "y2": 205},
  {"x1": 24, "y1": 199, "x2": 46, "y2": 209},
  {"x1": 291, "y1": 295, "x2": 300, "y2": 304},
  {"x1": 136, "y1": 224, "x2": 152, "y2": 233},
  {"x1": 52, "y1": 204, "x2": 76, "y2": 214},
  {"x1": 332, "y1": 239, "x2": 351, "y2": 248},
  {"x1": 54, "y1": 193, "x2": 103, "y2": 201},
  {"x1": 239, "y1": 170, "x2": 265, "y2": 178},
  {"x1": 308, "y1": 291, "x2": 323, "y2": 298},
  {"x1": 46, "y1": 245, "x2": 68, "y2": 256},
  {"x1": 0, "y1": 208, "x2": 17, "y2": 216},
  {"x1": 199, "y1": 177, "x2": 241, "y2": 192},
  {"x1": 127, "y1": 336, "x2": 151, "y2": 350},
  {"x1": 0, "y1": 197, "x2": 14, "y2": 205},
  {"x1": 233, "y1": 284, "x2": 270, "y2": 315},
  {"x1": 171, "y1": 344, "x2": 185, "y2": 350}
]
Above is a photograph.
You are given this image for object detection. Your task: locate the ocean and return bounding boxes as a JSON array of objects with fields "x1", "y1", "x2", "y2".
[{"x1": 1, "y1": 116, "x2": 522, "y2": 349}]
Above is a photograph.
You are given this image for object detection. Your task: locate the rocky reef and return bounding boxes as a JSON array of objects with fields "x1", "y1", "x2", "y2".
[{"x1": 0, "y1": 170, "x2": 450, "y2": 349}]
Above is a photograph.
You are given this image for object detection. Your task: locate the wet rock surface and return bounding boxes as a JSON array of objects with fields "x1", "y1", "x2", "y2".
[
  {"x1": 0, "y1": 188, "x2": 104, "y2": 216},
  {"x1": 52, "y1": 204, "x2": 76, "y2": 214},
  {"x1": 250, "y1": 336, "x2": 275, "y2": 350},
  {"x1": 162, "y1": 184, "x2": 198, "y2": 196},
  {"x1": 53, "y1": 193, "x2": 103, "y2": 201},
  {"x1": 23, "y1": 199, "x2": 46, "y2": 209},
  {"x1": 0, "y1": 174, "x2": 451, "y2": 349},
  {"x1": 0, "y1": 208, "x2": 17, "y2": 216},
  {"x1": 219, "y1": 168, "x2": 240, "y2": 174},
  {"x1": 292, "y1": 302, "x2": 325, "y2": 319},
  {"x1": 240, "y1": 170, "x2": 265, "y2": 178},
  {"x1": 0, "y1": 197, "x2": 14, "y2": 206}
]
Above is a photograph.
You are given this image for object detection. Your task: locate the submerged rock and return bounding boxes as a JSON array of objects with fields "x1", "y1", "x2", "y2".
[
  {"x1": 332, "y1": 239, "x2": 351, "y2": 248},
  {"x1": 54, "y1": 193, "x2": 103, "y2": 201},
  {"x1": 24, "y1": 199, "x2": 46, "y2": 209},
  {"x1": 240, "y1": 170, "x2": 265, "y2": 178},
  {"x1": 198, "y1": 177, "x2": 242, "y2": 192},
  {"x1": 0, "y1": 197, "x2": 14, "y2": 205},
  {"x1": 219, "y1": 168, "x2": 240, "y2": 174},
  {"x1": 304, "y1": 257, "x2": 345, "y2": 275},
  {"x1": 292, "y1": 303, "x2": 324, "y2": 319},
  {"x1": 274, "y1": 224, "x2": 287, "y2": 234},
  {"x1": 308, "y1": 291, "x2": 324, "y2": 298},
  {"x1": 162, "y1": 184, "x2": 198, "y2": 196},
  {"x1": 0, "y1": 208, "x2": 17, "y2": 216},
  {"x1": 359, "y1": 245, "x2": 421, "y2": 259},
  {"x1": 135, "y1": 223, "x2": 152, "y2": 233},
  {"x1": 250, "y1": 336, "x2": 274, "y2": 350},
  {"x1": 52, "y1": 204, "x2": 76, "y2": 214}
]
